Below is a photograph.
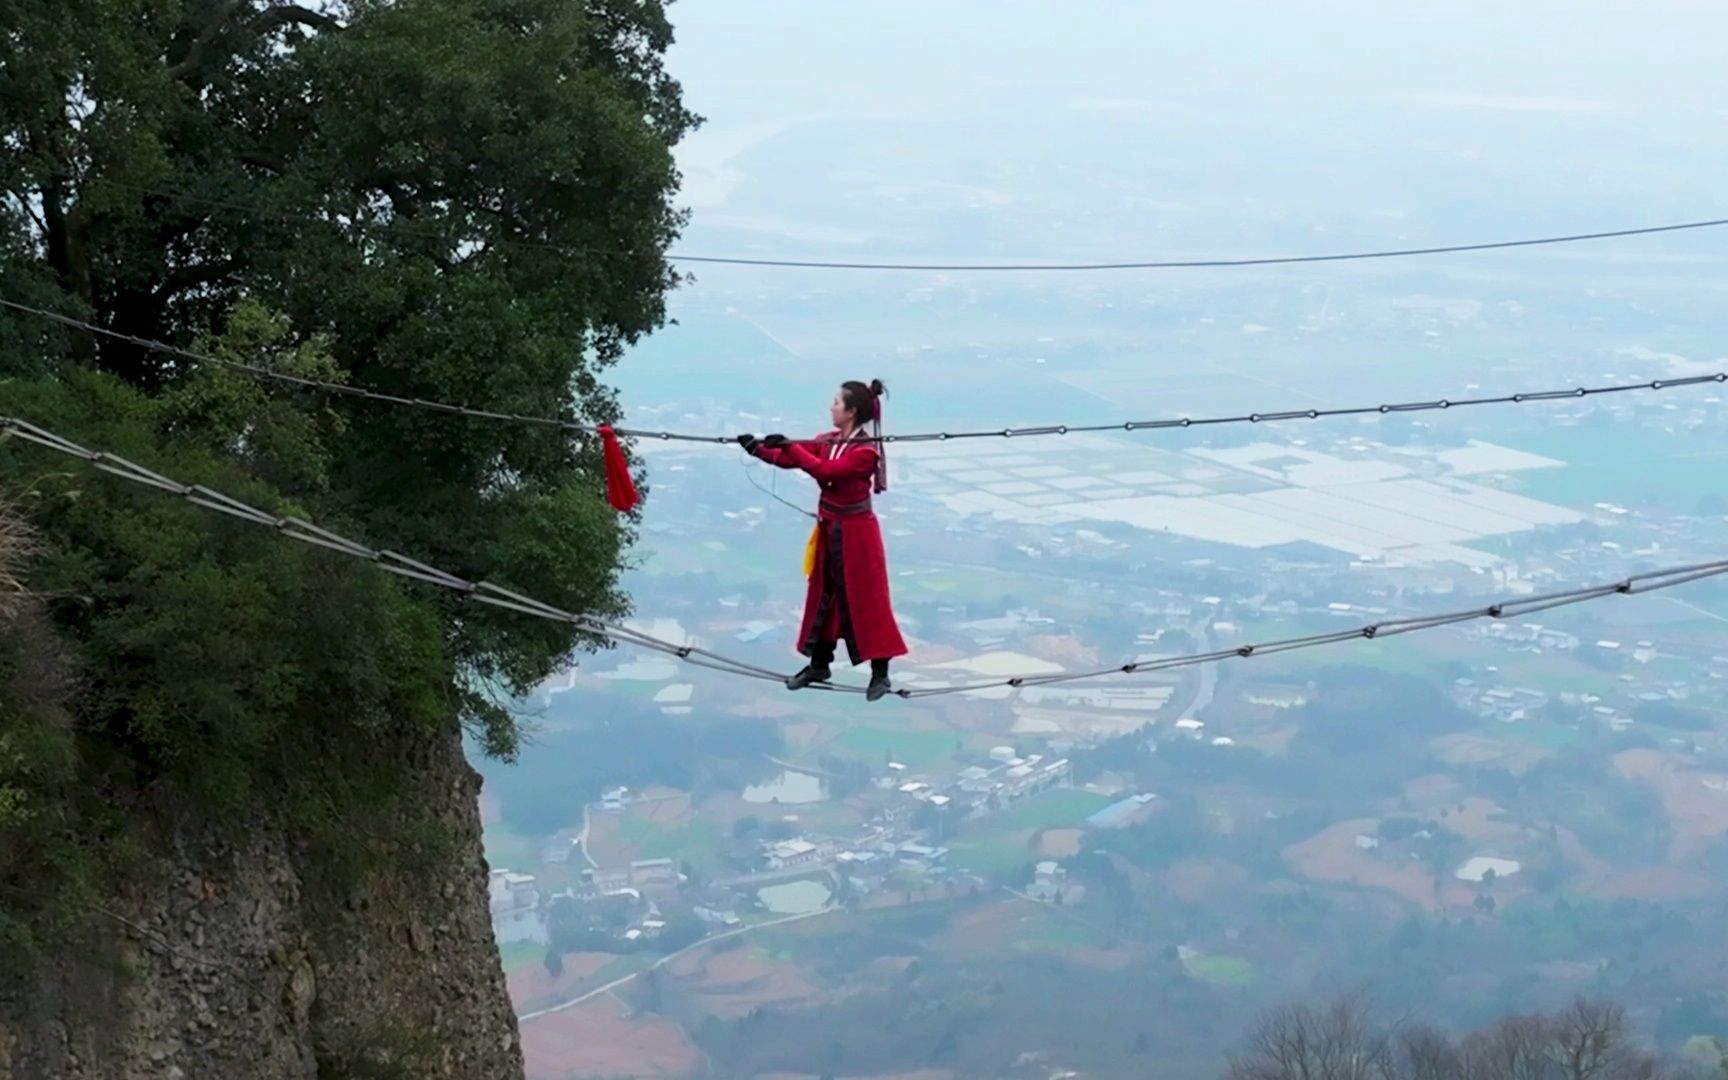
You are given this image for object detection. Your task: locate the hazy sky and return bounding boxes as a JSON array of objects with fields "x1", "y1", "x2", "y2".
[
  {"x1": 665, "y1": 2, "x2": 1728, "y2": 252},
  {"x1": 670, "y1": 2, "x2": 1728, "y2": 115}
]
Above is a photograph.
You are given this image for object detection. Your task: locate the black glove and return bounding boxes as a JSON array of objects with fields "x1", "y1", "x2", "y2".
[
  {"x1": 737, "y1": 433, "x2": 759, "y2": 454},
  {"x1": 762, "y1": 433, "x2": 789, "y2": 450}
]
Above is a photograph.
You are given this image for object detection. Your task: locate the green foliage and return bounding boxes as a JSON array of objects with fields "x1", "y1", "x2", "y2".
[
  {"x1": 1375, "y1": 816, "x2": 1426, "y2": 842},
  {"x1": 547, "y1": 898, "x2": 706, "y2": 957},
  {"x1": 1, "y1": 0, "x2": 698, "y2": 726},
  {"x1": 1288, "y1": 666, "x2": 1472, "y2": 760},
  {"x1": 1183, "y1": 953, "x2": 1258, "y2": 987},
  {"x1": 1633, "y1": 700, "x2": 1713, "y2": 733},
  {"x1": 818, "y1": 754, "x2": 873, "y2": 799},
  {"x1": 1475, "y1": 746, "x2": 1671, "y2": 865},
  {"x1": 479, "y1": 709, "x2": 781, "y2": 836},
  {"x1": 5, "y1": 372, "x2": 451, "y2": 801},
  {"x1": 0, "y1": 0, "x2": 694, "y2": 939},
  {"x1": 0, "y1": 502, "x2": 86, "y2": 959},
  {"x1": 834, "y1": 724, "x2": 963, "y2": 770},
  {"x1": 946, "y1": 789, "x2": 1113, "y2": 874}
]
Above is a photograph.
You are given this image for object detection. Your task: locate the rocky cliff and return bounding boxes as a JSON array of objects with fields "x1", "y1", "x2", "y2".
[{"x1": 0, "y1": 721, "x2": 521, "y2": 1080}]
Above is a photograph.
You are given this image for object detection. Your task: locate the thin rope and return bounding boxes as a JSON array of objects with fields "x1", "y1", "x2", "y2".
[
  {"x1": 7, "y1": 413, "x2": 1728, "y2": 701},
  {"x1": 0, "y1": 415, "x2": 788, "y2": 687},
  {"x1": 75, "y1": 180, "x2": 1728, "y2": 271},
  {"x1": 895, "y1": 561, "x2": 1728, "y2": 698},
  {"x1": 5, "y1": 299, "x2": 1722, "y2": 450},
  {"x1": 739, "y1": 450, "x2": 815, "y2": 520}
]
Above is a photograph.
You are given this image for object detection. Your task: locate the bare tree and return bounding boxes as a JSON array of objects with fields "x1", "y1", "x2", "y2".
[
  {"x1": 1544, "y1": 999, "x2": 1665, "y2": 1080},
  {"x1": 1461, "y1": 1013, "x2": 1555, "y2": 1080},
  {"x1": 1225, "y1": 995, "x2": 1670, "y2": 1080},
  {"x1": 1226, "y1": 993, "x2": 1398, "y2": 1080},
  {"x1": 1398, "y1": 1025, "x2": 1464, "y2": 1080}
]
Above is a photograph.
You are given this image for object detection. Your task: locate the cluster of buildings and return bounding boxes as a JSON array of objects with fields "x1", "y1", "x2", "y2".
[
  {"x1": 1454, "y1": 680, "x2": 1552, "y2": 724},
  {"x1": 1478, "y1": 621, "x2": 1581, "y2": 654},
  {"x1": 569, "y1": 857, "x2": 681, "y2": 901},
  {"x1": 738, "y1": 751, "x2": 1082, "y2": 891},
  {"x1": 941, "y1": 746, "x2": 1073, "y2": 815}
]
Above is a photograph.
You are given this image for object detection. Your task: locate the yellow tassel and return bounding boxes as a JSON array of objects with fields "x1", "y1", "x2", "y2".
[{"x1": 802, "y1": 522, "x2": 819, "y2": 578}]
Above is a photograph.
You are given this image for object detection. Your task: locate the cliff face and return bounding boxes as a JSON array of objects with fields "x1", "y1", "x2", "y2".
[{"x1": 0, "y1": 722, "x2": 522, "y2": 1080}]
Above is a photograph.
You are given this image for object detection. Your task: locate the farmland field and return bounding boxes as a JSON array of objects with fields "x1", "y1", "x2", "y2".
[{"x1": 947, "y1": 789, "x2": 1115, "y2": 873}]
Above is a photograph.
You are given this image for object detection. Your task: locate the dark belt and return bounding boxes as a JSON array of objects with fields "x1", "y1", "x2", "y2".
[{"x1": 819, "y1": 495, "x2": 873, "y2": 519}]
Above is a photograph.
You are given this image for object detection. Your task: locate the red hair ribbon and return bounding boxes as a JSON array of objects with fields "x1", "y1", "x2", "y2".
[{"x1": 598, "y1": 424, "x2": 639, "y2": 513}]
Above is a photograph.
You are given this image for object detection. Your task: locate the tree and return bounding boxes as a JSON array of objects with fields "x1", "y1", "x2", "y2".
[
  {"x1": 1460, "y1": 1013, "x2": 1556, "y2": 1080},
  {"x1": 1542, "y1": 999, "x2": 1665, "y2": 1080},
  {"x1": 543, "y1": 949, "x2": 564, "y2": 979},
  {"x1": 1225, "y1": 994, "x2": 1394, "y2": 1080},
  {"x1": 1226, "y1": 995, "x2": 1671, "y2": 1080},
  {"x1": 0, "y1": 0, "x2": 700, "y2": 908},
  {"x1": 636, "y1": 968, "x2": 664, "y2": 1014},
  {"x1": 1376, "y1": 817, "x2": 1427, "y2": 843},
  {"x1": 1398, "y1": 1026, "x2": 1463, "y2": 1080}
]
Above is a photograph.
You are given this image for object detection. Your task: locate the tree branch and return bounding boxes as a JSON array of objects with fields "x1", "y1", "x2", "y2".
[
  {"x1": 237, "y1": 149, "x2": 288, "y2": 175},
  {"x1": 167, "y1": 0, "x2": 246, "y2": 82},
  {"x1": 151, "y1": 258, "x2": 240, "y2": 302},
  {"x1": 168, "y1": 1, "x2": 340, "y2": 82},
  {"x1": 243, "y1": 4, "x2": 341, "y2": 40}
]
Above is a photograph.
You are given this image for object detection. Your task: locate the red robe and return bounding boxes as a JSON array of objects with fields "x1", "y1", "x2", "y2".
[{"x1": 755, "y1": 432, "x2": 909, "y2": 665}]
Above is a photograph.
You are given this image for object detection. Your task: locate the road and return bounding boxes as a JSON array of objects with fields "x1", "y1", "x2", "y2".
[
  {"x1": 1159, "y1": 612, "x2": 1219, "y2": 725},
  {"x1": 1002, "y1": 885, "x2": 1120, "y2": 943},
  {"x1": 1189, "y1": 623, "x2": 1219, "y2": 719},
  {"x1": 573, "y1": 805, "x2": 597, "y2": 870},
  {"x1": 516, "y1": 905, "x2": 837, "y2": 1023},
  {"x1": 569, "y1": 790, "x2": 684, "y2": 872}
]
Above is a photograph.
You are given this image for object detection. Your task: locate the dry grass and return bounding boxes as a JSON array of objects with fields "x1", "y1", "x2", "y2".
[
  {"x1": 668, "y1": 944, "x2": 818, "y2": 1019},
  {"x1": 1615, "y1": 749, "x2": 1728, "y2": 860},
  {"x1": 0, "y1": 499, "x2": 71, "y2": 715},
  {"x1": 1284, "y1": 818, "x2": 1445, "y2": 910},
  {"x1": 0, "y1": 497, "x2": 36, "y2": 618},
  {"x1": 518, "y1": 994, "x2": 700, "y2": 1080}
]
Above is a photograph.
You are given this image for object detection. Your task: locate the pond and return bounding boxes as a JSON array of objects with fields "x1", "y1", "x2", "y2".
[
  {"x1": 742, "y1": 769, "x2": 827, "y2": 805},
  {"x1": 491, "y1": 906, "x2": 548, "y2": 945},
  {"x1": 757, "y1": 879, "x2": 832, "y2": 915},
  {"x1": 1455, "y1": 856, "x2": 1521, "y2": 882}
]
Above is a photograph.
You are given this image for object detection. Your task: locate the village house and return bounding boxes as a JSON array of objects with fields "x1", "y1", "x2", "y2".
[
  {"x1": 764, "y1": 838, "x2": 824, "y2": 870},
  {"x1": 487, "y1": 869, "x2": 538, "y2": 915},
  {"x1": 629, "y1": 857, "x2": 680, "y2": 893},
  {"x1": 1027, "y1": 861, "x2": 1067, "y2": 902}
]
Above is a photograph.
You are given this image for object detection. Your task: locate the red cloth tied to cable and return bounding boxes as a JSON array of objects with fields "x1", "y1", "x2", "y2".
[{"x1": 599, "y1": 425, "x2": 638, "y2": 513}]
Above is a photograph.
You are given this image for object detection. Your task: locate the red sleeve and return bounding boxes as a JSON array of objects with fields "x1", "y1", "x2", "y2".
[
  {"x1": 785, "y1": 439, "x2": 879, "y2": 484},
  {"x1": 752, "y1": 444, "x2": 798, "y2": 469}
]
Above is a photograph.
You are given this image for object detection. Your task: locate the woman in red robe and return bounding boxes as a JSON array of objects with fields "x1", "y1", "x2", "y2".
[{"x1": 740, "y1": 379, "x2": 908, "y2": 701}]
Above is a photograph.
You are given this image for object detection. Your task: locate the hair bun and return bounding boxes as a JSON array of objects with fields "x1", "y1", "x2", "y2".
[{"x1": 869, "y1": 378, "x2": 887, "y2": 397}]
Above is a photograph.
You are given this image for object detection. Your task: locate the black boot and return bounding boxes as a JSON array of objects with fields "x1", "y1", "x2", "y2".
[
  {"x1": 788, "y1": 642, "x2": 835, "y2": 691},
  {"x1": 866, "y1": 659, "x2": 892, "y2": 702}
]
